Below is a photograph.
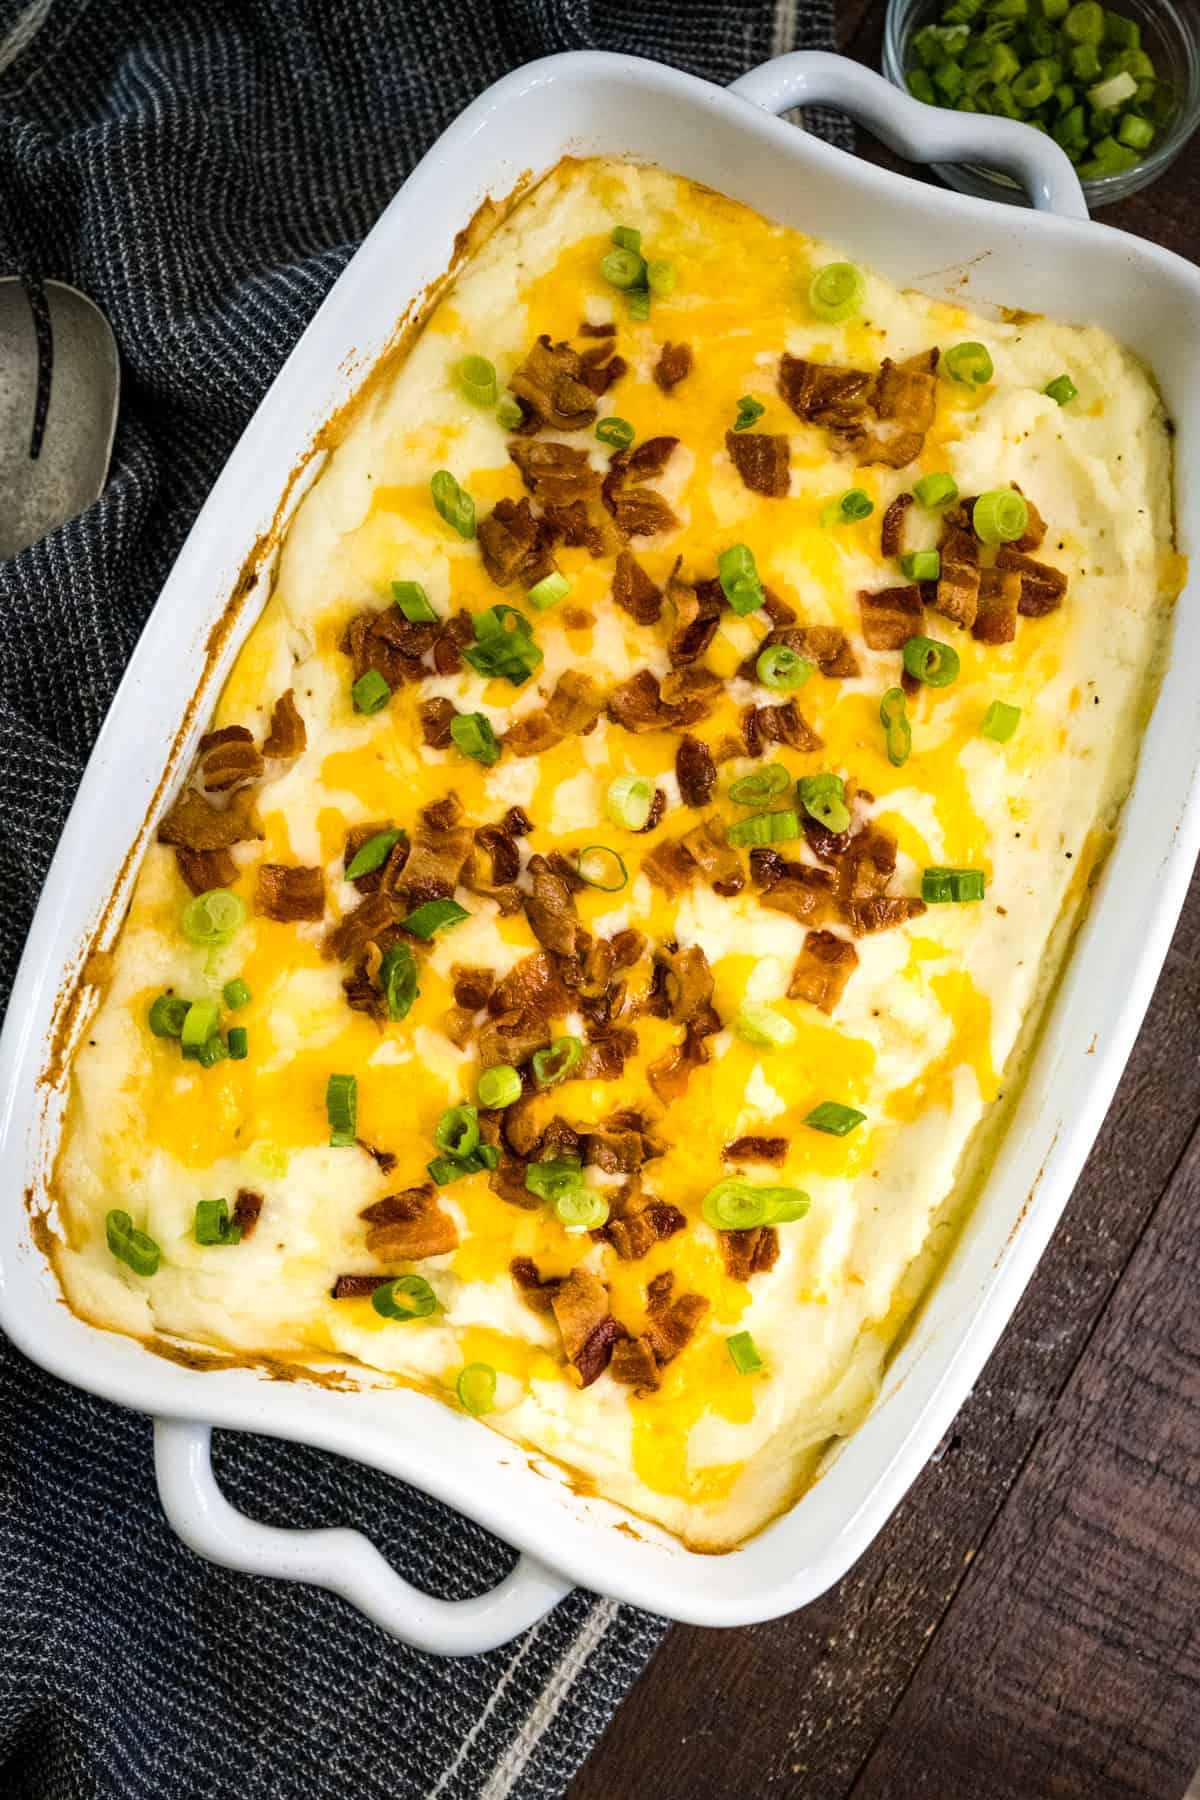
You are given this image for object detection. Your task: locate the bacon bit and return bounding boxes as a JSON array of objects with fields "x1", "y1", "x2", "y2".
[
  {"x1": 601, "y1": 1200, "x2": 686, "y2": 1263},
  {"x1": 432, "y1": 609, "x2": 475, "y2": 676},
  {"x1": 198, "y1": 724, "x2": 250, "y2": 755},
  {"x1": 742, "y1": 698, "x2": 822, "y2": 757},
  {"x1": 477, "y1": 495, "x2": 556, "y2": 588},
  {"x1": 643, "y1": 835, "x2": 696, "y2": 897},
  {"x1": 583, "y1": 1129, "x2": 647, "y2": 1175},
  {"x1": 508, "y1": 335, "x2": 597, "y2": 431},
  {"x1": 473, "y1": 823, "x2": 520, "y2": 888},
  {"x1": 612, "y1": 484, "x2": 678, "y2": 540},
  {"x1": 762, "y1": 590, "x2": 797, "y2": 627},
  {"x1": 859, "y1": 583, "x2": 925, "y2": 651},
  {"x1": 524, "y1": 859, "x2": 587, "y2": 958},
  {"x1": 356, "y1": 1141, "x2": 397, "y2": 1174},
  {"x1": 158, "y1": 785, "x2": 261, "y2": 853},
  {"x1": 995, "y1": 545, "x2": 1069, "y2": 616},
  {"x1": 232, "y1": 1190, "x2": 264, "y2": 1239},
  {"x1": 551, "y1": 1270, "x2": 625, "y2": 1387},
  {"x1": 324, "y1": 891, "x2": 397, "y2": 964},
  {"x1": 647, "y1": 1025, "x2": 710, "y2": 1103},
  {"x1": 744, "y1": 624, "x2": 860, "y2": 682},
  {"x1": 658, "y1": 943, "x2": 716, "y2": 1026},
  {"x1": 608, "y1": 667, "x2": 717, "y2": 735},
  {"x1": 174, "y1": 846, "x2": 237, "y2": 895},
  {"x1": 681, "y1": 817, "x2": 745, "y2": 897},
  {"x1": 484, "y1": 1158, "x2": 538, "y2": 1211},
  {"x1": 579, "y1": 346, "x2": 627, "y2": 396},
  {"x1": 343, "y1": 821, "x2": 409, "y2": 896},
  {"x1": 341, "y1": 607, "x2": 435, "y2": 688},
  {"x1": 504, "y1": 670, "x2": 605, "y2": 758},
  {"x1": 718, "y1": 1226, "x2": 780, "y2": 1280},
  {"x1": 723, "y1": 1135, "x2": 787, "y2": 1164},
  {"x1": 935, "y1": 524, "x2": 981, "y2": 629},
  {"x1": 402, "y1": 794, "x2": 473, "y2": 906},
  {"x1": 626, "y1": 437, "x2": 679, "y2": 483},
  {"x1": 654, "y1": 341, "x2": 693, "y2": 392},
  {"x1": 789, "y1": 929, "x2": 859, "y2": 1013},
  {"x1": 488, "y1": 950, "x2": 564, "y2": 1019},
  {"x1": 509, "y1": 438, "x2": 601, "y2": 509},
  {"x1": 562, "y1": 605, "x2": 593, "y2": 630},
  {"x1": 609, "y1": 1336, "x2": 661, "y2": 1390},
  {"x1": 510, "y1": 1255, "x2": 560, "y2": 1312},
  {"x1": 440, "y1": 1006, "x2": 474, "y2": 1047},
  {"x1": 850, "y1": 894, "x2": 928, "y2": 934},
  {"x1": 331, "y1": 1274, "x2": 388, "y2": 1299},
  {"x1": 342, "y1": 963, "x2": 385, "y2": 1020},
  {"x1": 579, "y1": 320, "x2": 616, "y2": 338},
  {"x1": 972, "y1": 566, "x2": 1021, "y2": 646},
  {"x1": 476, "y1": 1011, "x2": 549, "y2": 1070},
  {"x1": 576, "y1": 1030, "x2": 636, "y2": 1081},
  {"x1": 880, "y1": 491, "x2": 914, "y2": 559},
  {"x1": 643, "y1": 1271, "x2": 708, "y2": 1363},
  {"x1": 667, "y1": 565, "x2": 722, "y2": 666},
  {"x1": 873, "y1": 349, "x2": 939, "y2": 433},
  {"x1": 612, "y1": 550, "x2": 662, "y2": 626},
  {"x1": 636, "y1": 788, "x2": 667, "y2": 835},
  {"x1": 263, "y1": 689, "x2": 306, "y2": 760},
  {"x1": 610, "y1": 928, "x2": 646, "y2": 970},
  {"x1": 199, "y1": 732, "x2": 263, "y2": 794},
  {"x1": 1013, "y1": 488, "x2": 1047, "y2": 553},
  {"x1": 676, "y1": 735, "x2": 716, "y2": 808},
  {"x1": 778, "y1": 355, "x2": 872, "y2": 427},
  {"x1": 362, "y1": 1185, "x2": 458, "y2": 1261},
  {"x1": 255, "y1": 863, "x2": 325, "y2": 923},
  {"x1": 503, "y1": 806, "x2": 533, "y2": 838},
  {"x1": 725, "y1": 430, "x2": 789, "y2": 498},
  {"x1": 419, "y1": 697, "x2": 456, "y2": 749},
  {"x1": 759, "y1": 868, "x2": 837, "y2": 926}
]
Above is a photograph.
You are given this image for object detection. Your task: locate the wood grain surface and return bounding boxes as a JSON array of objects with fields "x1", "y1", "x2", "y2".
[{"x1": 570, "y1": 8, "x2": 1200, "y2": 1796}]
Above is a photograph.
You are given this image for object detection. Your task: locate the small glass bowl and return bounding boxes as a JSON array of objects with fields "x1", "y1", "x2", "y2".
[{"x1": 883, "y1": 0, "x2": 1200, "y2": 208}]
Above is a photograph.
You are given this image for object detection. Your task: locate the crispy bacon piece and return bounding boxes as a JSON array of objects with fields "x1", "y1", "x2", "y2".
[
  {"x1": 852, "y1": 894, "x2": 928, "y2": 933},
  {"x1": 972, "y1": 566, "x2": 1021, "y2": 646},
  {"x1": 232, "y1": 1190, "x2": 263, "y2": 1239},
  {"x1": 255, "y1": 863, "x2": 325, "y2": 923},
  {"x1": 681, "y1": 816, "x2": 745, "y2": 897},
  {"x1": 723, "y1": 1135, "x2": 787, "y2": 1164},
  {"x1": 742, "y1": 698, "x2": 821, "y2": 756},
  {"x1": 789, "y1": 928, "x2": 859, "y2": 1013},
  {"x1": 476, "y1": 1011, "x2": 550, "y2": 1070},
  {"x1": 504, "y1": 805, "x2": 533, "y2": 838},
  {"x1": 626, "y1": 437, "x2": 679, "y2": 483},
  {"x1": 473, "y1": 822, "x2": 521, "y2": 887},
  {"x1": 667, "y1": 565, "x2": 722, "y2": 666},
  {"x1": 198, "y1": 724, "x2": 249, "y2": 755},
  {"x1": 174, "y1": 846, "x2": 237, "y2": 895},
  {"x1": 601, "y1": 1199, "x2": 686, "y2": 1262},
  {"x1": 610, "y1": 928, "x2": 646, "y2": 970},
  {"x1": 524, "y1": 857, "x2": 587, "y2": 957},
  {"x1": 718, "y1": 1226, "x2": 780, "y2": 1280},
  {"x1": 478, "y1": 495, "x2": 555, "y2": 588},
  {"x1": 489, "y1": 949, "x2": 564, "y2": 1019},
  {"x1": 432, "y1": 609, "x2": 475, "y2": 676},
  {"x1": 859, "y1": 583, "x2": 925, "y2": 651},
  {"x1": 873, "y1": 349, "x2": 939, "y2": 432},
  {"x1": 263, "y1": 690, "x2": 306, "y2": 760},
  {"x1": 658, "y1": 943, "x2": 716, "y2": 1026},
  {"x1": 419, "y1": 697, "x2": 456, "y2": 749},
  {"x1": 759, "y1": 867, "x2": 836, "y2": 926},
  {"x1": 612, "y1": 484, "x2": 678, "y2": 540},
  {"x1": 341, "y1": 607, "x2": 435, "y2": 689},
  {"x1": 199, "y1": 728, "x2": 263, "y2": 793},
  {"x1": 1013, "y1": 489, "x2": 1047, "y2": 553},
  {"x1": 654, "y1": 341, "x2": 693, "y2": 391},
  {"x1": 642, "y1": 835, "x2": 696, "y2": 897},
  {"x1": 778, "y1": 355, "x2": 872, "y2": 427},
  {"x1": 725, "y1": 430, "x2": 789, "y2": 498},
  {"x1": 881, "y1": 491, "x2": 914, "y2": 559},
  {"x1": 995, "y1": 545, "x2": 1069, "y2": 616},
  {"x1": 643, "y1": 1271, "x2": 708, "y2": 1363},
  {"x1": 576, "y1": 1030, "x2": 636, "y2": 1081},
  {"x1": 612, "y1": 550, "x2": 662, "y2": 626},
  {"x1": 676, "y1": 734, "x2": 716, "y2": 808},
  {"x1": 508, "y1": 335, "x2": 597, "y2": 431},
  {"x1": 647, "y1": 1025, "x2": 710, "y2": 1103},
  {"x1": 324, "y1": 890, "x2": 397, "y2": 963},
  {"x1": 582, "y1": 1130, "x2": 647, "y2": 1175},
  {"x1": 510, "y1": 1255, "x2": 560, "y2": 1311},
  {"x1": 608, "y1": 667, "x2": 717, "y2": 735},
  {"x1": 551, "y1": 1269, "x2": 624, "y2": 1387},
  {"x1": 343, "y1": 821, "x2": 409, "y2": 896},
  {"x1": 509, "y1": 439, "x2": 601, "y2": 509},
  {"x1": 331, "y1": 1274, "x2": 388, "y2": 1299},
  {"x1": 745, "y1": 624, "x2": 860, "y2": 682},
  {"x1": 361, "y1": 1184, "x2": 458, "y2": 1261},
  {"x1": 158, "y1": 785, "x2": 260, "y2": 853},
  {"x1": 402, "y1": 794, "x2": 473, "y2": 906},
  {"x1": 579, "y1": 344, "x2": 627, "y2": 396},
  {"x1": 579, "y1": 320, "x2": 616, "y2": 338},
  {"x1": 935, "y1": 523, "x2": 981, "y2": 629},
  {"x1": 609, "y1": 1335, "x2": 662, "y2": 1390},
  {"x1": 452, "y1": 965, "x2": 495, "y2": 1011},
  {"x1": 504, "y1": 670, "x2": 605, "y2": 758}
]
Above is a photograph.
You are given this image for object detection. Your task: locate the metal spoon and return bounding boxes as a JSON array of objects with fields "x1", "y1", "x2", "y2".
[{"x1": 0, "y1": 275, "x2": 119, "y2": 560}]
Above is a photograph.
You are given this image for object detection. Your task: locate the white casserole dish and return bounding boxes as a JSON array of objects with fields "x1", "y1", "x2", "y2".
[{"x1": 2, "y1": 50, "x2": 1198, "y2": 1655}]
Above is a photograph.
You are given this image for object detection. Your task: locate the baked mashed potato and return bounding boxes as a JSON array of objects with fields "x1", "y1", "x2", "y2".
[{"x1": 52, "y1": 157, "x2": 1179, "y2": 1549}]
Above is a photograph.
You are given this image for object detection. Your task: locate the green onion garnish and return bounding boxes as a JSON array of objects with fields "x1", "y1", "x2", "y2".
[
  {"x1": 701, "y1": 1181, "x2": 810, "y2": 1231},
  {"x1": 902, "y1": 635, "x2": 961, "y2": 687},
  {"x1": 222, "y1": 977, "x2": 251, "y2": 1010},
  {"x1": 380, "y1": 942, "x2": 420, "y2": 1022},
  {"x1": 1044, "y1": 373, "x2": 1078, "y2": 406},
  {"x1": 525, "y1": 1158, "x2": 585, "y2": 1203},
  {"x1": 726, "y1": 1331, "x2": 764, "y2": 1375},
  {"x1": 797, "y1": 773, "x2": 851, "y2": 834},
  {"x1": 880, "y1": 687, "x2": 912, "y2": 768},
  {"x1": 973, "y1": 489, "x2": 1029, "y2": 545},
  {"x1": 532, "y1": 1036, "x2": 582, "y2": 1088},
  {"x1": 576, "y1": 846, "x2": 628, "y2": 892},
  {"x1": 596, "y1": 416, "x2": 635, "y2": 450},
  {"x1": 921, "y1": 865, "x2": 986, "y2": 903},
  {"x1": 912, "y1": 471, "x2": 959, "y2": 509},
  {"x1": 733, "y1": 1003, "x2": 797, "y2": 1048},
  {"x1": 733, "y1": 395, "x2": 765, "y2": 432},
  {"x1": 606, "y1": 775, "x2": 653, "y2": 832},
  {"x1": 1088, "y1": 70, "x2": 1137, "y2": 108},
  {"x1": 497, "y1": 392, "x2": 524, "y2": 430},
  {"x1": 228, "y1": 1026, "x2": 249, "y2": 1060},
  {"x1": 352, "y1": 669, "x2": 391, "y2": 715},
  {"x1": 808, "y1": 261, "x2": 865, "y2": 323},
  {"x1": 805, "y1": 1101, "x2": 866, "y2": 1136},
  {"x1": 148, "y1": 994, "x2": 190, "y2": 1039},
  {"x1": 456, "y1": 1362, "x2": 498, "y2": 1415},
  {"x1": 450, "y1": 711, "x2": 501, "y2": 765},
  {"x1": 392, "y1": 580, "x2": 438, "y2": 622},
  {"x1": 900, "y1": 549, "x2": 941, "y2": 582},
  {"x1": 527, "y1": 571, "x2": 571, "y2": 610},
  {"x1": 461, "y1": 604, "x2": 543, "y2": 686},
  {"x1": 478, "y1": 1064, "x2": 522, "y2": 1109},
  {"x1": 346, "y1": 828, "x2": 404, "y2": 880},
  {"x1": 401, "y1": 898, "x2": 469, "y2": 940},
  {"x1": 756, "y1": 644, "x2": 813, "y2": 691},
  {"x1": 1064, "y1": 2, "x2": 1104, "y2": 44},
  {"x1": 646, "y1": 260, "x2": 676, "y2": 297},
  {"x1": 105, "y1": 1209, "x2": 161, "y2": 1277},
  {"x1": 434, "y1": 1104, "x2": 480, "y2": 1160},
  {"x1": 181, "y1": 888, "x2": 246, "y2": 949},
  {"x1": 555, "y1": 1188, "x2": 610, "y2": 1233},
  {"x1": 372, "y1": 1274, "x2": 437, "y2": 1321},
  {"x1": 186, "y1": 1034, "x2": 229, "y2": 1069},
  {"x1": 194, "y1": 1197, "x2": 242, "y2": 1246},
  {"x1": 431, "y1": 470, "x2": 476, "y2": 539},
  {"x1": 180, "y1": 999, "x2": 220, "y2": 1049},
  {"x1": 326, "y1": 1072, "x2": 357, "y2": 1146},
  {"x1": 601, "y1": 246, "x2": 647, "y2": 291},
  {"x1": 726, "y1": 808, "x2": 800, "y2": 847},
  {"x1": 981, "y1": 699, "x2": 1022, "y2": 743},
  {"x1": 717, "y1": 543, "x2": 765, "y2": 616},
  {"x1": 821, "y1": 488, "x2": 874, "y2": 528},
  {"x1": 611, "y1": 225, "x2": 641, "y2": 253},
  {"x1": 627, "y1": 288, "x2": 651, "y2": 321},
  {"x1": 944, "y1": 341, "x2": 993, "y2": 388},
  {"x1": 456, "y1": 355, "x2": 498, "y2": 407},
  {"x1": 728, "y1": 763, "x2": 790, "y2": 807}
]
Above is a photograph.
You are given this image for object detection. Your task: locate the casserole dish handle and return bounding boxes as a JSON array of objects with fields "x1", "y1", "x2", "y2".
[
  {"x1": 154, "y1": 1419, "x2": 572, "y2": 1653},
  {"x1": 729, "y1": 50, "x2": 1088, "y2": 219}
]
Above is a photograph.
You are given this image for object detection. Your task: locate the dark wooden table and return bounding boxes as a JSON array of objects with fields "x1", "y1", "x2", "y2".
[{"x1": 571, "y1": 10, "x2": 1200, "y2": 1797}]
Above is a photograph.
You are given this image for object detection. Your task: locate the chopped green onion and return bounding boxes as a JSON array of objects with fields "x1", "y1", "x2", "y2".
[
  {"x1": 352, "y1": 669, "x2": 391, "y2": 715},
  {"x1": 527, "y1": 571, "x2": 571, "y2": 610},
  {"x1": 880, "y1": 687, "x2": 912, "y2": 768},
  {"x1": 186, "y1": 1034, "x2": 229, "y2": 1069},
  {"x1": 1117, "y1": 113, "x2": 1154, "y2": 150},
  {"x1": 227, "y1": 1026, "x2": 249, "y2": 1060},
  {"x1": 726, "y1": 1331, "x2": 764, "y2": 1375},
  {"x1": 478, "y1": 1065, "x2": 522, "y2": 1109},
  {"x1": 805, "y1": 1101, "x2": 866, "y2": 1136},
  {"x1": 981, "y1": 699, "x2": 1022, "y2": 743},
  {"x1": 756, "y1": 644, "x2": 813, "y2": 691},
  {"x1": 1012, "y1": 62, "x2": 1056, "y2": 107},
  {"x1": 431, "y1": 469, "x2": 476, "y2": 539},
  {"x1": 821, "y1": 488, "x2": 874, "y2": 528},
  {"x1": 525, "y1": 1158, "x2": 585, "y2": 1203},
  {"x1": 627, "y1": 288, "x2": 651, "y2": 322},
  {"x1": 808, "y1": 261, "x2": 865, "y2": 324},
  {"x1": 181, "y1": 888, "x2": 246, "y2": 949},
  {"x1": 921, "y1": 865, "x2": 987, "y2": 903},
  {"x1": 194, "y1": 1197, "x2": 242, "y2": 1246},
  {"x1": 601, "y1": 246, "x2": 647, "y2": 290},
  {"x1": 1070, "y1": 40, "x2": 1103, "y2": 81},
  {"x1": 148, "y1": 994, "x2": 190, "y2": 1038},
  {"x1": 646, "y1": 260, "x2": 676, "y2": 297},
  {"x1": 606, "y1": 774, "x2": 653, "y2": 831},
  {"x1": 222, "y1": 977, "x2": 251, "y2": 1010},
  {"x1": 1088, "y1": 70, "x2": 1136, "y2": 108},
  {"x1": 596, "y1": 416, "x2": 635, "y2": 450},
  {"x1": 611, "y1": 225, "x2": 641, "y2": 253},
  {"x1": 372, "y1": 1274, "x2": 437, "y2": 1321},
  {"x1": 726, "y1": 808, "x2": 800, "y2": 847},
  {"x1": 733, "y1": 1003, "x2": 797, "y2": 1049},
  {"x1": 326, "y1": 1072, "x2": 357, "y2": 1146},
  {"x1": 1105, "y1": 12, "x2": 1140, "y2": 49},
  {"x1": 576, "y1": 846, "x2": 628, "y2": 892},
  {"x1": 497, "y1": 392, "x2": 524, "y2": 430},
  {"x1": 346, "y1": 828, "x2": 404, "y2": 880},
  {"x1": 902, "y1": 635, "x2": 961, "y2": 688},
  {"x1": 701, "y1": 1180, "x2": 810, "y2": 1231},
  {"x1": 456, "y1": 355, "x2": 498, "y2": 407},
  {"x1": 427, "y1": 1155, "x2": 465, "y2": 1185},
  {"x1": 944, "y1": 341, "x2": 993, "y2": 388},
  {"x1": 973, "y1": 489, "x2": 1029, "y2": 545},
  {"x1": 105, "y1": 1209, "x2": 160, "y2": 1277},
  {"x1": 797, "y1": 773, "x2": 851, "y2": 834},
  {"x1": 450, "y1": 711, "x2": 501, "y2": 765},
  {"x1": 1044, "y1": 373, "x2": 1078, "y2": 405},
  {"x1": 402, "y1": 899, "x2": 469, "y2": 939},
  {"x1": 717, "y1": 543, "x2": 765, "y2": 616},
  {"x1": 180, "y1": 999, "x2": 220, "y2": 1049},
  {"x1": 729, "y1": 763, "x2": 790, "y2": 807},
  {"x1": 900, "y1": 549, "x2": 941, "y2": 582},
  {"x1": 532, "y1": 1036, "x2": 582, "y2": 1088},
  {"x1": 734, "y1": 395, "x2": 765, "y2": 432},
  {"x1": 1064, "y1": 0, "x2": 1103, "y2": 40},
  {"x1": 913, "y1": 471, "x2": 958, "y2": 509},
  {"x1": 456, "y1": 1362, "x2": 497, "y2": 1415},
  {"x1": 908, "y1": 68, "x2": 937, "y2": 103},
  {"x1": 462, "y1": 605, "x2": 542, "y2": 685},
  {"x1": 554, "y1": 1189, "x2": 610, "y2": 1233},
  {"x1": 392, "y1": 580, "x2": 438, "y2": 622},
  {"x1": 434, "y1": 1104, "x2": 480, "y2": 1160},
  {"x1": 380, "y1": 942, "x2": 420, "y2": 1022}
]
